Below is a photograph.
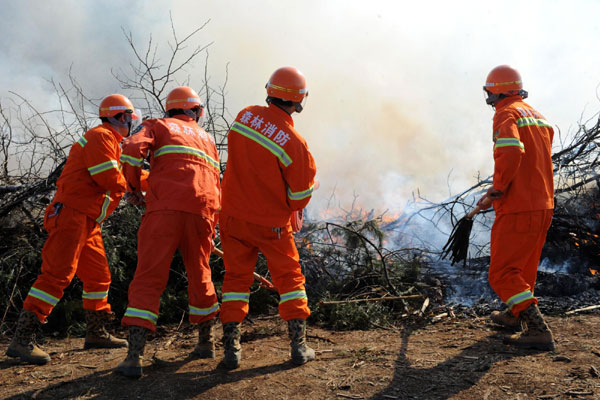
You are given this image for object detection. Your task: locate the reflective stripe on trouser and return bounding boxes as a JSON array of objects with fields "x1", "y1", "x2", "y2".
[
  {"x1": 219, "y1": 213, "x2": 310, "y2": 323},
  {"x1": 489, "y1": 209, "x2": 553, "y2": 317},
  {"x1": 23, "y1": 204, "x2": 112, "y2": 322},
  {"x1": 121, "y1": 210, "x2": 218, "y2": 332}
]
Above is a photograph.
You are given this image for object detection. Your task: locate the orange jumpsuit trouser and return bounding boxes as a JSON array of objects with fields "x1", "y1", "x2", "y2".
[
  {"x1": 121, "y1": 210, "x2": 218, "y2": 332},
  {"x1": 489, "y1": 209, "x2": 553, "y2": 317},
  {"x1": 24, "y1": 203, "x2": 112, "y2": 323},
  {"x1": 219, "y1": 214, "x2": 310, "y2": 323}
]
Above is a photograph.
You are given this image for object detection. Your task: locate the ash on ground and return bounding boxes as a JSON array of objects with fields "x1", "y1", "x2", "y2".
[{"x1": 430, "y1": 256, "x2": 600, "y2": 317}]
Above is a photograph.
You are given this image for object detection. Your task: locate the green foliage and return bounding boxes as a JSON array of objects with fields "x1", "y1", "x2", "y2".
[
  {"x1": 247, "y1": 255, "x2": 279, "y2": 316},
  {"x1": 1, "y1": 198, "x2": 434, "y2": 336},
  {"x1": 0, "y1": 202, "x2": 227, "y2": 336},
  {"x1": 0, "y1": 208, "x2": 48, "y2": 335},
  {"x1": 101, "y1": 204, "x2": 143, "y2": 318},
  {"x1": 49, "y1": 298, "x2": 86, "y2": 336},
  {"x1": 300, "y1": 215, "x2": 434, "y2": 330},
  {"x1": 309, "y1": 295, "x2": 394, "y2": 331}
]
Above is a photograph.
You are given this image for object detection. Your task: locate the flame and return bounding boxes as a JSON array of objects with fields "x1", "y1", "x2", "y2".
[
  {"x1": 301, "y1": 237, "x2": 313, "y2": 251},
  {"x1": 382, "y1": 211, "x2": 403, "y2": 224},
  {"x1": 590, "y1": 268, "x2": 598, "y2": 276}
]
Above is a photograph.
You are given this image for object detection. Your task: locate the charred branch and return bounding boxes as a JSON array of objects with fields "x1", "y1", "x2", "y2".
[
  {"x1": 0, "y1": 160, "x2": 64, "y2": 219},
  {"x1": 410, "y1": 110, "x2": 600, "y2": 271}
]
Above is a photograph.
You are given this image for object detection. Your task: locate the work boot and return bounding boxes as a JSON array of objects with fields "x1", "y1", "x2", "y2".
[
  {"x1": 222, "y1": 322, "x2": 242, "y2": 369},
  {"x1": 503, "y1": 303, "x2": 555, "y2": 351},
  {"x1": 5, "y1": 310, "x2": 51, "y2": 365},
  {"x1": 84, "y1": 310, "x2": 128, "y2": 349},
  {"x1": 191, "y1": 319, "x2": 215, "y2": 358},
  {"x1": 116, "y1": 326, "x2": 148, "y2": 378},
  {"x1": 490, "y1": 308, "x2": 521, "y2": 330},
  {"x1": 288, "y1": 319, "x2": 315, "y2": 365}
]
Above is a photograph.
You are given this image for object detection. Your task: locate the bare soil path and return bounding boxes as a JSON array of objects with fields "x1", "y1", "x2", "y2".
[{"x1": 1, "y1": 314, "x2": 600, "y2": 400}]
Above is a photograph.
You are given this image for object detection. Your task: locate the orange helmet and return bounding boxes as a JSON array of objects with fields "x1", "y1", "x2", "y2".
[
  {"x1": 483, "y1": 65, "x2": 528, "y2": 105},
  {"x1": 266, "y1": 66, "x2": 308, "y2": 103},
  {"x1": 165, "y1": 86, "x2": 203, "y2": 112},
  {"x1": 99, "y1": 94, "x2": 139, "y2": 119}
]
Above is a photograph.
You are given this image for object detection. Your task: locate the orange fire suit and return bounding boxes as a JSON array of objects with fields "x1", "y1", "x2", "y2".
[
  {"x1": 120, "y1": 115, "x2": 221, "y2": 332},
  {"x1": 24, "y1": 123, "x2": 127, "y2": 322},
  {"x1": 220, "y1": 104, "x2": 317, "y2": 323},
  {"x1": 487, "y1": 96, "x2": 554, "y2": 317}
]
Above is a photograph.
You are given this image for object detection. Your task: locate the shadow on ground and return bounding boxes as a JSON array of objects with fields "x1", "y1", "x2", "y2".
[
  {"x1": 368, "y1": 325, "x2": 540, "y2": 400},
  {"x1": 3, "y1": 354, "x2": 297, "y2": 400}
]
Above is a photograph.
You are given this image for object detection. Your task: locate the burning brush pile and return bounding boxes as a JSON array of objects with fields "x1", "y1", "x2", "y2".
[
  {"x1": 3, "y1": 114, "x2": 600, "y2": 335},
  {"x1": 293, "y1": 111, "x2": 600, "y2": 327},
  {"x1": 292, "y1": 208, "x2": 446, "y2": 329},
  {"x1": 398, "y1": 111, "x2": 600, "y2": 318}
]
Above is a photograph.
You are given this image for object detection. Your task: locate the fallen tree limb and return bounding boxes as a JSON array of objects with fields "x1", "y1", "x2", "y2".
[
  {"x1": 565, "y1": 304, "x2": 600, "y2": 315},
  {"x1": 336, "y1": 394, "x2": 364, "y2": 400},
  {"x1": 0, "y1": 159, "x2": 65, "y2": 218},
  {"x1": 325, "y1": 221, "x2": 399, "y2": 296},
  {"x1": 320, "y1": 295, "x2": 423, "y2": 305},
  {"x1": 0, "y1": 185, "x2": 20, "y2": 195},
  {"x1": 564, "y1": 390, "x2": 593, "y2": 396}
]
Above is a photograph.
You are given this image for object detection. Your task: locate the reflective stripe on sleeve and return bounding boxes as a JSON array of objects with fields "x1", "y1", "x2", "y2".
[
  {"x1": 231, "y1": 122, "x2": 293, "y2": 167},
  {"x1": 516, "y1": 117, "x2": 552, "y2": 128},
  {"x1": 189, "y1": 303, "x2": 220, "y2": 316},
  {"x1": 279, "y1": 290, "x2": 307, "y2": 304},
  {"x1": 494, "y1": 138, "x2": 524, "y2": 151},
  {"x1": 153, "y1": 145, "x2": 219, "y2": 171},
  {"x1": 506, "y1": 290, "x2": 534, "y2": 309},
  {"x1": 222, "y1": 292, "x2": 250, "y2": 303},
  {"x1": 77, "y1": 136, "x2": 88, "y2": 147},
  {"x1": 287, "y1": 184, "x2": 314, "y2": 201},
  {"x1": 27, "y1": 287, "x2": 60, "y2": 307},
  {"x1": 96, "y1": 191, "x2": 111, "y2": 224},
  {"x1": 120, "y1": 154, "x2": 144, "y2": 168},
  {"x1": 82, "y1": 290, "x2": 109, "y2": 300},
  {"x1": 88, "y1": 160, "x2": 119, "y2": 176},
  {"x1": 124, "y1": 307, "x2": 158, "y2": 325}
]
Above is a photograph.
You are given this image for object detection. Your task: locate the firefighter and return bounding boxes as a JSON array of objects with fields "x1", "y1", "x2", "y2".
[
  {"x1": 5, "y1": 94, "x2": 137, "y2": 365},
  {"x1": 219, "y1": 66, "x2": 317, "y2": 369},
  {"x1": 116, "y1": 86, "x2": 220, "y2": 378},
  {"x1": 477, "y1": 65, "x2": 555, "y2": 350}
]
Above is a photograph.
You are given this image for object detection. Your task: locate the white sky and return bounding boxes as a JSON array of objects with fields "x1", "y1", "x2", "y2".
[{"x1": 2, "y1": 0, "x2": 600, "y2": 216}]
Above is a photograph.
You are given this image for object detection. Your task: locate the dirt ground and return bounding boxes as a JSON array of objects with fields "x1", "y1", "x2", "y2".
[{"x1": 1, "y1": 313, "x2": 600, "y2": 400}]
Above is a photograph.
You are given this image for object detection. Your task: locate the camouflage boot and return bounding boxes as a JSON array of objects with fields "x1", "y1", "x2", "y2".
[
  {"x1": 288, "y1": 319, "x2": 315, "y2": 365},
  {"x1": 84, "y1": 310, "x2": 128, "y2": 349},
  {"x1": 5, "y1": 310, "x2": 50, "y2": 365},
  {"x1": 191, "y1": 319, "x2": 215, "y2": 358},
  {"x1": 116, "y1": 326, "x2": 148, "y2": 378},
  {"x1": 222, "y1": 322, "x2": 242, "y2": 369},
  {"x1": 490, "y1": 308, "x2": 521, "y2": 330},
  {"x1": 503, "y1": 303, "x2": 555, "y2": 351}
]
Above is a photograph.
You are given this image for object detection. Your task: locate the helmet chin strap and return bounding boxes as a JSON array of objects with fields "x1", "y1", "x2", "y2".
[
  {"x1": 485, "y1": 93, "x2": 500, "y2": 106},
  {"x1": 182, "y1": 107, "x2": 205, "y2": 123},
  {"x1": 518, "y1": 89, "x2": 528, "y2": 100},
  {"x1": 183, "y1": 108, "x2": 199, "y2": 121},
  {"x1": 484, "y1": 90, "x2": 528, "y2": 108},
  {"x1": 108, "y1": 116, "x2": 132, "y2": 136}
]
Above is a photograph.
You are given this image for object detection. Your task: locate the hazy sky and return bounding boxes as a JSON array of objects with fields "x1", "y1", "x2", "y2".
[{"x1": 2, "y1": 0, "x2": 600, "y2": 215}]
